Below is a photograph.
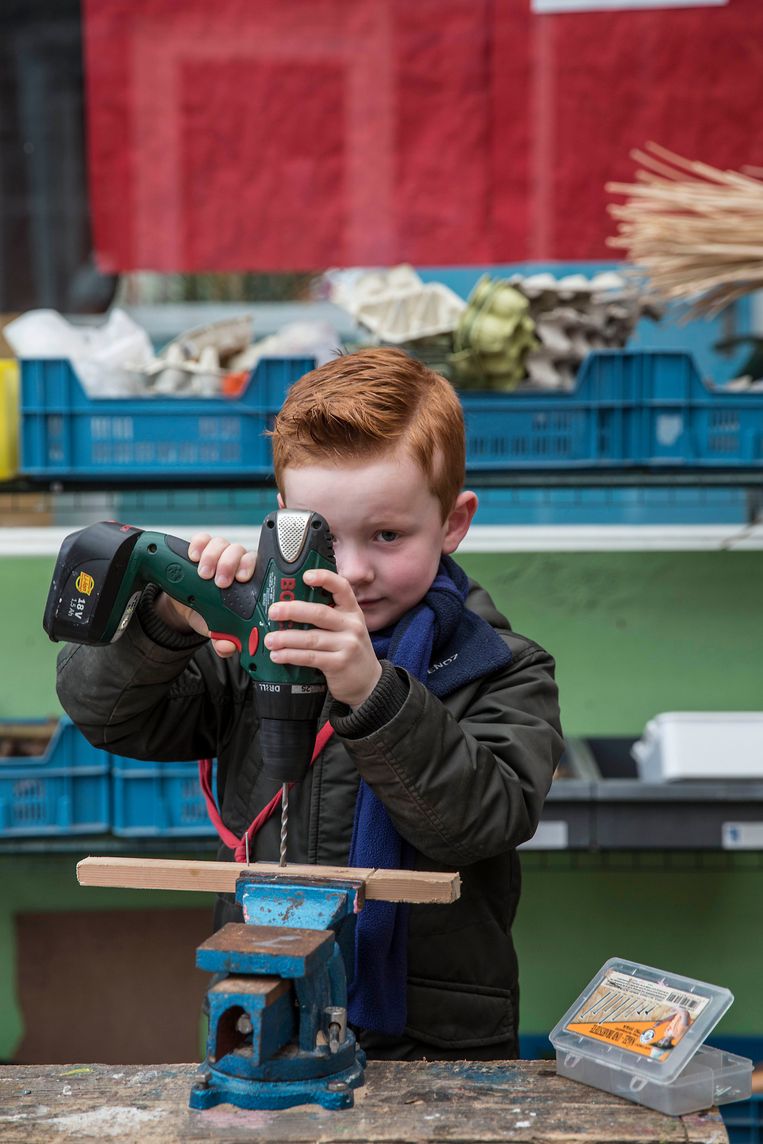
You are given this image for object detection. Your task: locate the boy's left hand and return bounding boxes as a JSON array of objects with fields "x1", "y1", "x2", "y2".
[{"x1": 264, "y1": 568, "x2": 382, "y2": 710}]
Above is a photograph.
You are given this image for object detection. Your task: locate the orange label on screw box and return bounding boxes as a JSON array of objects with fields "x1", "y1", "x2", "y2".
[{"x1": 565, "y1": 969, "x2": 710, "y2": 1062}]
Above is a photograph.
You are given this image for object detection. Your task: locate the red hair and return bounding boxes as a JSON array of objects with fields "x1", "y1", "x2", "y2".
[{"x1": 270, "y1": 348, "x2": 465, "y2": 519}]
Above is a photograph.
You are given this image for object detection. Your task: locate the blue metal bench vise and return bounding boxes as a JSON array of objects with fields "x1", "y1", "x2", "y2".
[{"x1": 189, "y1": 872, "x2": 366, "y2": 1112}]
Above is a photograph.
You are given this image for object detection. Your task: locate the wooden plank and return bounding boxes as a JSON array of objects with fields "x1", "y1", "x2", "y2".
[
  {"x1": 0, "y1": 1060, "x2": 728, "y2": 1142},
  {"x1": 76, "y1": 857, "x2": 461, "y2": 904},
  {"x1": 364, "y1": 867, "x2": 460, "y2": 903}
]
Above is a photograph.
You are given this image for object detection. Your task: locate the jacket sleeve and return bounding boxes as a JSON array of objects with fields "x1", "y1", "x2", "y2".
[
  {"x1": 330, "y1": 642, "x2": 563, "y2": 866},
  {"x1": 55, "y1": 605, "x2": 235, "y2": 762}
]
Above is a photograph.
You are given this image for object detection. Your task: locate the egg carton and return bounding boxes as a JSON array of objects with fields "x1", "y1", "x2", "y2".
[
  {"x1": 127, "y1": 314, "x2": 257, "y2": 396},
  {"x1": 327, "y1": 264, "x2": 466, "y2": 345},
  {"x1": 450, "y1": 279, "x2": 538, "y2": 391},
  {"x1": 354, "y1": 282, "x2": 466, "y2": 345},
  {"x1": 511, "y1": 273, "x2": 657, "y2": 391},
  {"x1": 329, "y1": 264, "x2": 424, "y2": 316},
  {"x1": 159, "y1": 314, "x2": 254, "y2": 364}
]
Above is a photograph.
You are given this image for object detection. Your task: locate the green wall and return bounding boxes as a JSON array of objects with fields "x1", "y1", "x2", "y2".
[
  {"x1": 517, "y1": 852, "x2": 763, "y2": 1042},
  {"x1": 4, "y1": 549, "x2": 763, "y2": 730},
  {"x1": 459, "y1": 550, "x2": 763, "y2": 735},
  {"x1": 1, "y1": 556, "x2": 60, "y2": 719},
  {"x1": 1, "y1": 549, "x2": 762, "y2": 1055}
]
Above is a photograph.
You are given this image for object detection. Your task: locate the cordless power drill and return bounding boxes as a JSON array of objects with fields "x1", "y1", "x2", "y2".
[{"x1": 43, "y1": 511, "x2": 336, "y2": 863}]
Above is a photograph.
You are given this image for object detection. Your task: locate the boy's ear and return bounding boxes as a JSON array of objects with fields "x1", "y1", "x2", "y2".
[
  {"x1": 442, "y1": 491, "x2": 478, "y2": 554},
  {"x1": 276, "y1": 492, "x2": 285, "y2": 509}
]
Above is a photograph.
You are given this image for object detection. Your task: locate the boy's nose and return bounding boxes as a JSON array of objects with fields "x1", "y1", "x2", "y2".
[{"x1": 336, "y1": 544, "x2": 374, "y2": 587}]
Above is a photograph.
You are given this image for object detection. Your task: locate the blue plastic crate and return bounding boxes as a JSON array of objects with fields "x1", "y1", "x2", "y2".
[
  {"x1": 461, "y1": 350, "x2": 763, "y2": 471},
  {"x1": 708, "y1": 1038, "x2": 763, "y2": 1144},
  {"x1": 23, "y1": 349, "x2": 763, "y2": 478},
  {"x1": 462, "y1": 350, "x2": 643, "y2": 471},
  {"x1": 0, "y1": 717, "x2": 110, "y2": 836},
  {"x1": 111, "y1": 756, "x2": 216, "y2": 837},
  {"x1": 722, "y1": 1095, "x2": 763, "y2": 1144},
  {"x1": 20, "y1": 356, "x2": 314, "y2": 481},
  {"x1": 630, "y1": 350, "x2": 763, "y2": 466}
]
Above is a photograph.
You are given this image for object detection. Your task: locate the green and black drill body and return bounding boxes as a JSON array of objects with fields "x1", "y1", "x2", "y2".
[{"x1": 43, "y1": 511, "x2": 336, "y2": 786}]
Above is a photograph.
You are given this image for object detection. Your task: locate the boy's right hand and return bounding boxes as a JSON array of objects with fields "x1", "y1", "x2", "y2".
[{"x1": 154, "y1": 532, "x2": 257, "y2": 658}]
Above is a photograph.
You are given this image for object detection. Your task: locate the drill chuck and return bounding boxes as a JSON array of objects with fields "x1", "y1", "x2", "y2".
[
  {"x1": 254, "y1": 674, "x2": 327, "y2": 783},
  {"x1": 259, "y1": 716, "x2": 320, "y2": 783}
]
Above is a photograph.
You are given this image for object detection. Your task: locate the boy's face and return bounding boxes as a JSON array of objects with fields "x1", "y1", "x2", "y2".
[{"x1": 281, "y1": 446, "x2": 476, "y2": 632}]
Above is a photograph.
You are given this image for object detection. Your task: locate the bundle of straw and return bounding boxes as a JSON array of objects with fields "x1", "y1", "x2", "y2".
[{"x1": 607, "y1": 141, "x2": 763, "y2": 317}]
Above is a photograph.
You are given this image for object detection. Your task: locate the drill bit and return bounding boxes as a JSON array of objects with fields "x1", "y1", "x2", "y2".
[{"x1": 279, "y1": 783, "x2": 289, "y2": 866}]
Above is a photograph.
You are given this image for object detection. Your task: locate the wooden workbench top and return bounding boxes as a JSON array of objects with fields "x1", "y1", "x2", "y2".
[{"x1": 0, "y1": 1059, "x2": 728, "y2": 1142}]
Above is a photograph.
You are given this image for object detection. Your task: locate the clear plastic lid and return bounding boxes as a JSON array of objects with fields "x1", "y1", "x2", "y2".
[{"x1": 549, "y1": 957, "x2": 734, "y2": 1086}]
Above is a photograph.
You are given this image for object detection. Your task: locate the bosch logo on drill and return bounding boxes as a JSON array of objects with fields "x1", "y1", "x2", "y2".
[
  {"x1": 279, "y1": 578, "x2": 296, "y2": 601},
  {"x1": 279, "y1": 577, "x2": 296, "y2": 628}
]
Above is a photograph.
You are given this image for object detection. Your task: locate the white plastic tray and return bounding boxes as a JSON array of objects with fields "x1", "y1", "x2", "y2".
[{"x1": 632, "y1": 711, "x2": 763, "y2": 781}]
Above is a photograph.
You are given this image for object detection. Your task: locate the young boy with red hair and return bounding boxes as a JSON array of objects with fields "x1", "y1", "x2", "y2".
[{"x1": 57, "y1": 347, "x2": 563, "y2": 1060}]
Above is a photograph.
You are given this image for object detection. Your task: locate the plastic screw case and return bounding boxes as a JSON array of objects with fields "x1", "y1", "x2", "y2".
[{"x1": 549, "y1": 957, "x2": 753, "y2": 1117}]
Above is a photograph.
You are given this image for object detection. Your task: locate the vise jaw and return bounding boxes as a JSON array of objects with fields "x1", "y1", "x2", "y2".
[{"x1": 189, "y1": 873, "x2": 366, "y2": 1112}]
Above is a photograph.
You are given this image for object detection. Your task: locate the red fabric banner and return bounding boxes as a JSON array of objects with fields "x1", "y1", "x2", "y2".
[{"x1": 83, "y1": 0, "x2": 763, "y2": 271}]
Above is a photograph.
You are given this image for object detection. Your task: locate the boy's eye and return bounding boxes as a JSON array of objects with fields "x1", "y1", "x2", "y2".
[{"x1": 376, "y1": 530, "x2": 399, "y2": 543}]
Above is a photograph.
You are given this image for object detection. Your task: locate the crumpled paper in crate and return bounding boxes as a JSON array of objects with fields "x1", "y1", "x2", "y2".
[
  {"x1": 5, "y1": 308, "x2": 155, "y2": 396},
  {"x1": 6, "y1": 309, "x2": 334, "y2": 398}
]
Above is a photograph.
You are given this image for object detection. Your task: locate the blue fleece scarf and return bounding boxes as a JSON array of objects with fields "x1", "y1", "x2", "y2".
[{"x1": 346, "y1": 555, "x2": 513, "y2": 1035}]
